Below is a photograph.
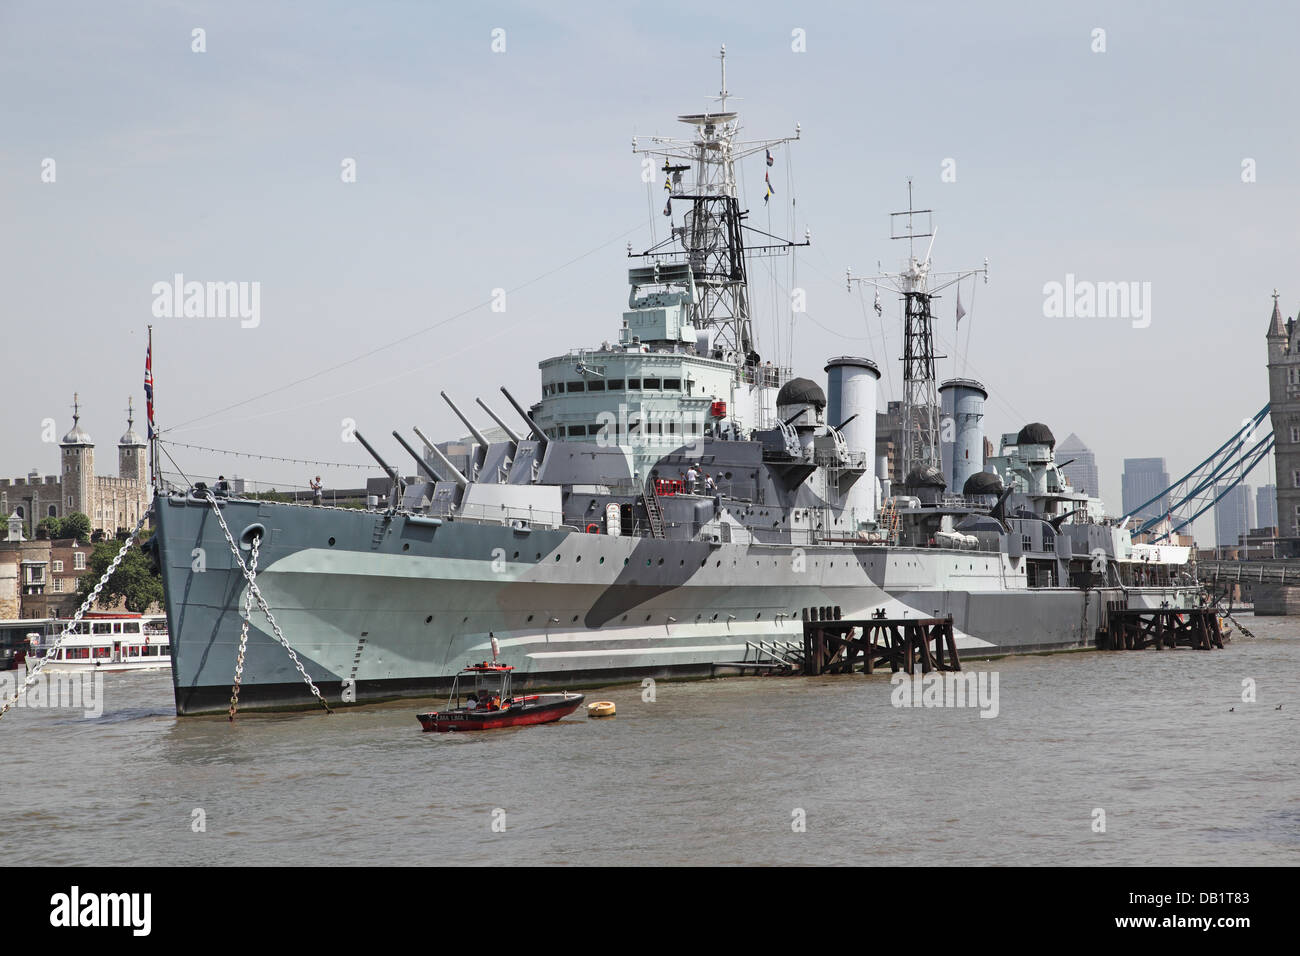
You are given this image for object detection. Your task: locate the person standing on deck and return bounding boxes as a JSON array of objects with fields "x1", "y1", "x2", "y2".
[{"x1": 310, "y1": 476, "x2": 323, "y2": 506}]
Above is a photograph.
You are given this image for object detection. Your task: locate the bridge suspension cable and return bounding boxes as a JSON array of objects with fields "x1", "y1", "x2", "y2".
[{"x1": 1124, "y1": 404, "x2": 1274, "y2": 543}]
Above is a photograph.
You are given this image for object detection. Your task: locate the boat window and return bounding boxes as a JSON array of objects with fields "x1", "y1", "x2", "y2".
[
  {"x1": 93, "y1": 623, "x2": 112, "y2": 635},
  {"x1": 553, "y1": 382, "x2": 565, "y2": 393},
  {"x1": 607, "y1": 379, "x2": 624, "y2": 390},
  {"x1": 628, "y1": 378, "x2": 640, "y2": 389},
  {"x1": 568, "y1": 425, "x2": 587, "y2": 437},
  {"x1": 113, "y1": 623, "x2": 122, "y2": 634},
  {"x1": 664, "y1": 378, "x2": 681, "y2": 390},
  {"x1": 123, "y1": 622, "x2": 140, "y2": 633},
  {"x1": 587, "y1": 380, "x2": 605, "y2": 391},
  {"x1": 92, "y1": 646, "x2": 112, "y2": 659},
  {"x1": 567, "y1": 381, "x2": 585, "y2": 393},
  {"x1": 643, "y1": 377, "x2": 661, "y2": 389}
]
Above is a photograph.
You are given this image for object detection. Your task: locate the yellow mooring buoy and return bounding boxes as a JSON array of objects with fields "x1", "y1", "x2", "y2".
[{"x1": 587, "y1": 700, "x2": 616, "y2": 718}]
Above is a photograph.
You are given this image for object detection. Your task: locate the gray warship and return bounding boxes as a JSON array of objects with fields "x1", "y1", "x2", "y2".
[{"x1": 151, "y1": 53, "x2": 1199, "y2": 714}]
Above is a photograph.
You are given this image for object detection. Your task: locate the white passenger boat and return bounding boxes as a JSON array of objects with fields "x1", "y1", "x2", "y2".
[{"x1": 28, "y1": 613, "x2": 170, "y2": 673}]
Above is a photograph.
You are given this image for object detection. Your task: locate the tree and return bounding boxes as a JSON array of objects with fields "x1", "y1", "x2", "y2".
[
  {"x1": 37, "y1": 516, "x2": 58, "y2": 539},
  {"x1": 75, "y1": 530, "x2": 163, "y2": 613},
  {"x1": 59, "y1": 512, "x2": 92, "y2": 543}
]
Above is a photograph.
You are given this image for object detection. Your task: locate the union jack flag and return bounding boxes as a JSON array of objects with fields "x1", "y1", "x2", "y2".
[{"x1": 144, "y1": 339, "x2": 155, "y2": 439}]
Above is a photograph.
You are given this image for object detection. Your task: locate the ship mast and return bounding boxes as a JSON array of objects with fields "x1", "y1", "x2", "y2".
[
  {"x1": 631, "y1": 45, "x2": 806, "y2": 371},
  {"x1": 848, "y1": 182, "x2": 987, "y2": 482}
]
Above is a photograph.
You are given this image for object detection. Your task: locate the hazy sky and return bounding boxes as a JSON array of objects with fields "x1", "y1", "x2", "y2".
[{"x1": 4, "y1": 1, "x2": 1297, "y2": 545}]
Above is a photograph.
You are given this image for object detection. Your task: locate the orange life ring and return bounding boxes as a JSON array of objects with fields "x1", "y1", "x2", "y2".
[{"x1": 586, "y1": 523, "x2": 602, "y2": 534}]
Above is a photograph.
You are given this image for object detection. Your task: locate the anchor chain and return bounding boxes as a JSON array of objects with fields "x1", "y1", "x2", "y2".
[
  {"x1": 0, "y1": 503, "x2": 155, "y2": 723},
  {"x1": 227, "y1": 533, "x2": 260, "y2": 721},
  {"x1": 203, "y1": 493, "x2": 333, "y2": 714}
]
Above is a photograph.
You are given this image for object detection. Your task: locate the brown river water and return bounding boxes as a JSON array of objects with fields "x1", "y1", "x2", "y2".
[{"x1": 3, "y1": 616, "x2": 1297, "y2": 866}]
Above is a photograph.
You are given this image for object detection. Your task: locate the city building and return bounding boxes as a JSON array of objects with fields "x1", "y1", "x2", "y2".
[
  {"x1": 1214, "y1": 482, "x2": 1254, "y2": 551},
  {"x1": 1121, "y1": 457, "x2": 1170, "y2": 522},
  {"x1": 1057, "y1": 433, "x2": 1100, "y2": 497},
  {"x1": 1257, "y1": 484, "x2": 1278, "y2": 530},
  {"x1": 0, "y1": 395, "x2": 150, "y2": 537}
]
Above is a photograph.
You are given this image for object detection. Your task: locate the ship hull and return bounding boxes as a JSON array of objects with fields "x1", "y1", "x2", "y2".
[{"x1": 156, "y1": 495, "x2": 1198, "y2": 715}]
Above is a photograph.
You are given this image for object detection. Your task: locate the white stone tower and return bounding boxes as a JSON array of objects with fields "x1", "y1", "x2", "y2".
[
  {"x1": 59, "y1": 393, "x2": 95, "y2": 518},
  {"x1": 119, "y1": 396, "x2": 147, "y2": 484}
]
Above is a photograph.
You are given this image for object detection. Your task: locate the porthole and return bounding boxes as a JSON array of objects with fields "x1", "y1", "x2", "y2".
[
  {"x1": 402, "y1": 543, "x2": 410, "y2": 552},
  {"x1": 572, "y1": 615, "x2": 579, "y2": 622},
  {"x1": 576, "y1": 555, "x2": 582, "y2": 563},
  {"x1": 599, "y1": 556, "x2": 605, "y2": 564},
  {"x1": 555, "y1": 554, "x2": 562, "y2": 562},
  {"x1": 657, "y1": 558, "x2": 664, "y2": 566},
  {"x1": 462, "y1": 616, "x2": 469, "y2": 623},
  {"x1": 425, "y1": 615, "x2": 432, "y2": 624},
  {"x1": 328, "y1": 537, "x2": 336, "y2": 547},
  {"x1": 513, "y1": 551, "x2": 519, "y2": 559},
  {"x1": 645, "y1": 614, "x2": 652, "y2": 622},
  {"x1": 527, "y1": 615, "x2": 534, "y2": 623}
]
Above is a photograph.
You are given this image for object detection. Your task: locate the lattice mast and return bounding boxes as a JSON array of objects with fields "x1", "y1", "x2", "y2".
[
  {"x1": 631, "y1": 45, "x2": 805, "y2": 370},
  {"x1": 848, "y1": 181, "x2": 987, "y2": 481}
]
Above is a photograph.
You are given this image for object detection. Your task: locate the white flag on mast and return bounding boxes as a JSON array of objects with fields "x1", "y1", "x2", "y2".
[{"x1": 955, "y1": 285, "x2": 967, "y2": 327}]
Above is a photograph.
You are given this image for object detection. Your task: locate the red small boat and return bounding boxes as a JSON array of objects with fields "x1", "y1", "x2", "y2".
[{"x1": 417, "y1": 661, "x2": 584, "y2": 733}]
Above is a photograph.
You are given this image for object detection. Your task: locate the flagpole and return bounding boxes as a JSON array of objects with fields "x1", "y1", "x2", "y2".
[{"x1": 147, "y1": 324, "x2": 157, "y2": 494}]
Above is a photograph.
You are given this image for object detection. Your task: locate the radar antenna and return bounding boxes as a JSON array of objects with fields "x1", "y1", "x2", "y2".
[
  {"x1": 847, "y1": 181, "x2": 989, "y2": 482},
  {"x1": 631, "y1": 45, "x2": 806, "y2": 370}
]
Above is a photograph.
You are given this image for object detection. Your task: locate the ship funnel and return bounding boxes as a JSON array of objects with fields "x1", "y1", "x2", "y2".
[
  {"x1": 824, "y1": 357, "x2": 879, "y2": 464},
  {"x1": 939, "y1": 378, "x2": 988, "y2": 494}
]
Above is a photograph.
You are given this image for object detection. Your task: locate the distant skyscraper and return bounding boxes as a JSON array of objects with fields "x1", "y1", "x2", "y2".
[
  {"x1": 1057, "y1": 433, "x2": 1099, "y2": 496},
  {"x1": 1257, "y1": 484, "x2": 1278, "y2": 530},
  {"x1": 1214, "y1": 483, "x2": 1254, "y2": 549},
  {"x1": 1121, "y1": 457, "x2": 1170, "y2": 522}
]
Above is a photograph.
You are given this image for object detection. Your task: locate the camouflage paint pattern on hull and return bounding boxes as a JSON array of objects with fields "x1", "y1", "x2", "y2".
[{"x1": 157, "y1": 496, "x2": 1198, "y2": 715}]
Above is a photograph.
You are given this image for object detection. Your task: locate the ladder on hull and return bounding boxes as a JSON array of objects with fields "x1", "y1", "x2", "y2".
[{"x1": 643, "y1": 486, "x2": 666, "y2": 539}]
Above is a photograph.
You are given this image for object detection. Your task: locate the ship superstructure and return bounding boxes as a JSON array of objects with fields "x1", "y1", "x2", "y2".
[{"x1": 149, "y1": 55, "x2": 1200, "y2": 715}]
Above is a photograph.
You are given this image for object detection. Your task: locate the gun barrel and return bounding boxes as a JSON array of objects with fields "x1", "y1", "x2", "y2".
[
  {"x1": 500, "y1": 386, "x2": 548, "y2": 444},
  {"x1": 353, "y1": 429, "x2": 397, "y2": 481},
  {"x1": 440, "y1": 391, "x2": 489, "y2": 447},
  {"x1": 392, "y1": 431, "x2": 442, "y2": 483},
  {"x1": 412, "y1": 426, "x2": 468, "y2": 487},
  {"x1": 474, "y1": 398, "x2": 522, "y2": 445}
]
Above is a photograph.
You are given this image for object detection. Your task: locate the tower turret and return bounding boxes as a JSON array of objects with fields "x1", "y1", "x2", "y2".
[
  {"x1": 59, "y1": 393, "x2": 95, "y2": 520},
  {"x1": 119, "y1": 396, "x2": 147, "y2": 483}
]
